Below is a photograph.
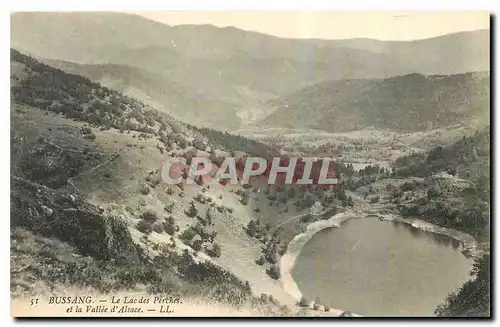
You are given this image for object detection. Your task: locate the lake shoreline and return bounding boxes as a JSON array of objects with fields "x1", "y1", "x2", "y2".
[{"x1": 279, "y1": 209, "x2": 479, "y2": 317}]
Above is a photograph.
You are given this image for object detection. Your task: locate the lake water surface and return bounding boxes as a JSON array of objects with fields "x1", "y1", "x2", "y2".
[{"x1": 292, "y1": 218, "x2": 472, "y2": 316}]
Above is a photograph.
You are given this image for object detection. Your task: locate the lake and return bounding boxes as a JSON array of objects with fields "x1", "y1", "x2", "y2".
[{"x1": 292, "y1": 218, "x2": 473, "y2": 316}]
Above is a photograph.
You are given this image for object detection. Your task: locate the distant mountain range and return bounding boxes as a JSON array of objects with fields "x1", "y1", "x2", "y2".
[{"x1": 11, "y1": 12, "x2": 490, "y2": 131}]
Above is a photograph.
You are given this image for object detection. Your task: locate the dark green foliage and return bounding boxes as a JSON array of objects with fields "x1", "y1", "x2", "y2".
[
  {"x1": 391, "y1": 188, "x2": 404, "y2": 200},
  {"x1": 136, "y1": 220, "x2": 153, "y2": 234},
  {"x1": 206, "y1": 243, "x2": 222, "y2": 258},
  {"x1": 340, "y1": 310, "x2": 354, "y2": 317},
  {"x1": 399, "y1": 197, "x2": 489, "y2": 239},
  {"x1": 192, "y1": 239, "x2": 203, "y2": 251},
  {"x1": 255, "y1": 255, "x2": 265, "y2": 266},
  {"x1": 266, "y1": 194, "x2": 277, "y2": 201},
  {"x1": 19, "y1": 208, "x2": 252, "y2": 306},
  {"x1": 152, "y1": 221, "x2": 164, "y2": 234},
  {"x1": 298, "y1": 296, "x2": 309, "y2": 307},
  {"x1": 139, "y1": 184, "x2": 151, "y2": 195},
  {"x1": 11, "y1": 177, "x2": 142, "y2": 264},
  {"x1": 80, "y1": 126, "x2": 96, "y2": 140},
  {"x1": 185, "y1": 201, "x2": 198, "y2": 218},
  {"x1": 394, "y1": 129, "x2": 490, "y2": 181},
  {"x1": 400, "y1": 181, "x2": 418, "y2": 192},
  {"x1": 10, "y1": 49, "x2": 182, "y2": 150},
  {"x1": 456, "y1": 204, "x2": 490, "y2": 235},
  {"x1": 240, "y1": 191, "x2": 250, "y2": 205},
  {"x1": 394, "y1": 153, "x2": 426, "y2": 169},
  {"x1": 189, "y1": 125, "x2": 280, "y2": 158},
  {"x1": 246, "y1": 220, "x2": 258, "y2": 237},
  {"x1": 262, "y1": 237, "x2": 280, "y2": 265},
  {"x1": 179, "y1": 227, "x2": 197, "y2": 243},
  {"x1": 164, "y1": 216, "x2": 177, "y2": 236},
  {"x1": 11, "y1": 137, "x2": 107, "y2": 189},
  {"x1": 347, "y1": 196, "x2": 354, "y2": 207},
  {"x1": 435, "y1": 253, "x2": 490, "y2": 317},
  {"x1": 340, "y1": 162, "x2": 356, "y2": 177},
  {"x1": 286, "y1": 188, "x2": 296, "y2": 198},
  {"x1": 337, "y1": 188, "x2": 348, "y2": 201},
  {"x1": 277, "y1": 244, "x2": 287, "y2": 256},
  {"x1": 266, "y1": 264, "x2": 281, "y2": 280},
  {"x1": 265, "y1": 251, "x2": 278, "y2": 264},
  {"x1": 391, "y1": 127, "x2": 490, "y2": 308},
  {"x1": 140, "y1": 210, "x2": 158, "y2": 222},
  {"x1": 160, "y1": 249, "x2": 252, "y2": 306},
  {"x1": 342, "y1": 174, "x2": 378, "y2": 192},
  {"x1": 164, "y1": 202, "x2": 174, "y2": 212},
  {"x1": 427, "y1": 185, "x2": 442, "y2": 199},
  {"x1": 264, "y1": 72, "x2": 490, "y2": 133},
  {"x1": 12, "y1": 50, "x2": 124, "y2": 128},
  {"x1": 358, "y1": 165, "x2": 381, "y2": 176},
  {"x1": 297, "y1": 192, "x2": 317, "y2": 209}
]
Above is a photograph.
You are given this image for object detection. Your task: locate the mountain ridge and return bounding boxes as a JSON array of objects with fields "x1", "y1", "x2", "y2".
[
  {"x1": 11, "y1": 12, "x2": 489, "y2": 130},
  {"x1": 259, "y1": 72, "x2": 490, "y2": 133}
]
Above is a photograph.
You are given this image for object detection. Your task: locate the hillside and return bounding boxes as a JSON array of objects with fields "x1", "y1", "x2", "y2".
[
  {"x1": 11, "y1": 12, "x2": 489, "y2": 130},
  {"x1": 10, "y1": 49, "x2": 280, "y2": 156},
  {"x1": 11, "y1": 175, "x2": 269, "y2": 313},
  {"x1": 392, "y1": 131, "x2": 491, "y2": 316},
  {"x1": 323, "y1": 29, "x2": 490, "y2": 75},
  {"x1": 435, "y1": 253, "x2": 490, "y2": 317},
  {"x1": 379, "y1": 128, "x2": 490, "y2": 242},
  {"x1": 11, "y1": 49, "x2": 353, "y2": 316},
  {"x1": 33, "y1": 45, "x2": 405, "y2": 130},
  {"x1": 10, "y1": 48, "x2": 491, "y2": 317},
  {"x1": 40, "y1": 59, "x2": 243, "y2": 130},
  {"x1": 393, "y1": 128, "x2": 490, "y2": 181},
  {"x1": 260, "y1": 72, "x2": 490, "y2": 133},
  {"x1": 332, "y1": 129, "x2": 491, "y2": 317},
  {"x1": 10, "y1": 12, "x2": 404, "y2": 129}
]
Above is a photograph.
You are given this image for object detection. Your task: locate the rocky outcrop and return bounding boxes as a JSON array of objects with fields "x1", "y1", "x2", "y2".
[{"x1": 10, "y1": 176, "x2": 141, "y2": 263}]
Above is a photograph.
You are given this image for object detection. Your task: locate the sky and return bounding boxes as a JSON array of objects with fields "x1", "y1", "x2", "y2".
[{"x1": 137, "y1": 11, "x2": 490, "y2": 41}]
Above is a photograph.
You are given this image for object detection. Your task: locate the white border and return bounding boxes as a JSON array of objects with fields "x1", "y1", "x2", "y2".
[
  {"x1": 2, "y1": 1, "x2": 498, "y2": 326},
  {"x1": 5, "y1": 1, "x2": 500, "y2": 11}
]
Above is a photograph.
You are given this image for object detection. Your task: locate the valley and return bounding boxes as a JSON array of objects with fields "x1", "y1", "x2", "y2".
[
  {"x1": 9, "y1": 12, "x2": 491, "y2": 318},
  {"x1": 11, "y1": 12, "x2": 489, "y2": 131}
]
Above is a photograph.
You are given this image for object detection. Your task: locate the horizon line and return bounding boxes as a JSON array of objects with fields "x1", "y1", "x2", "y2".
[
  {"x1": 10, "y1": 11, "x2": 491, "y2": 42},
  {"x1": 138, "y1": 14, "x2": 490, "y2": 42}
]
